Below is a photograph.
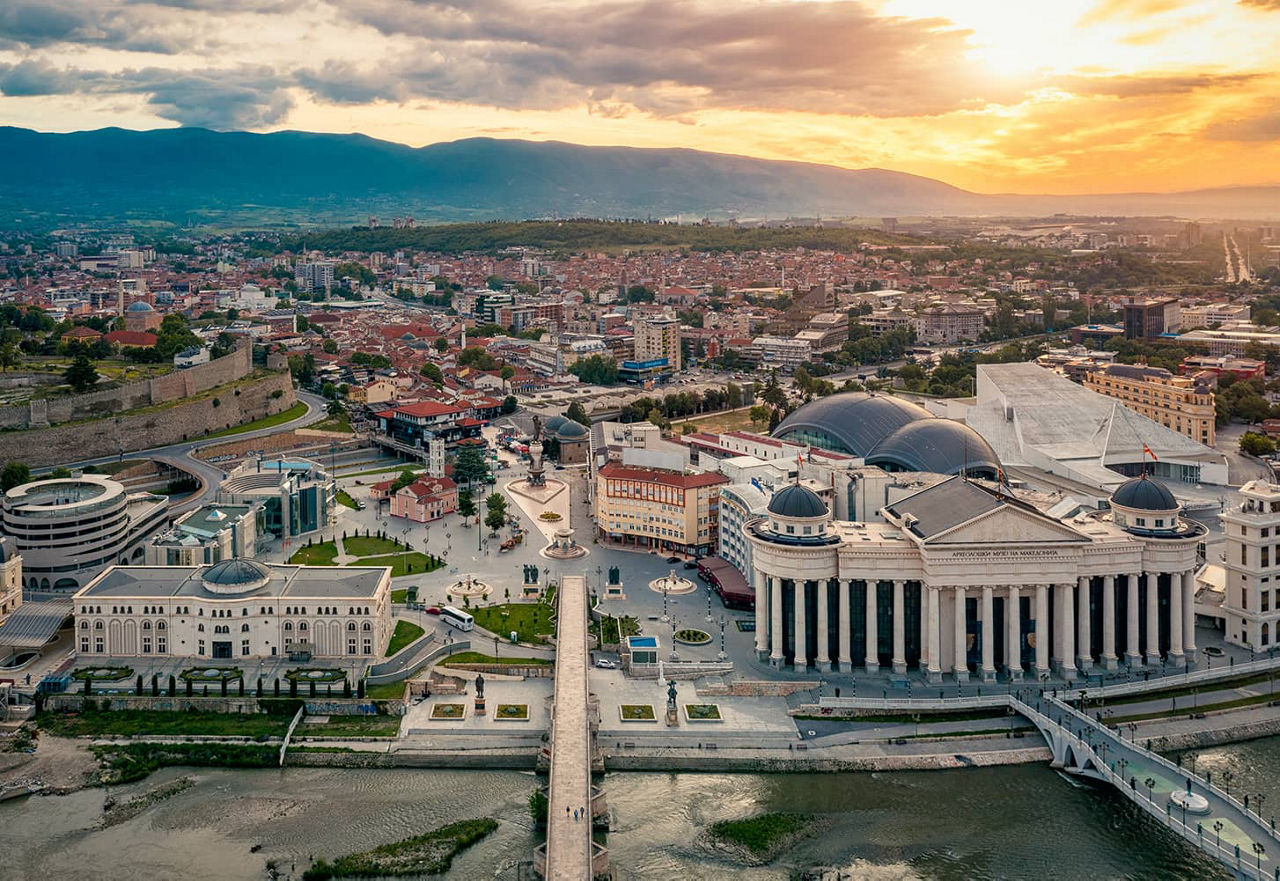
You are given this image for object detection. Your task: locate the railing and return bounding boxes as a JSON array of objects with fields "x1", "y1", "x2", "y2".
[{"x1": 1070, "y1": 654, "x2": 1280, "y2": 701}]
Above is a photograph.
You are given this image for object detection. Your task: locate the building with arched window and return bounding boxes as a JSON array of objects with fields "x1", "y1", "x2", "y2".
[{"x1": 73, "y1": 559, "x2": 391, "y2": 660}]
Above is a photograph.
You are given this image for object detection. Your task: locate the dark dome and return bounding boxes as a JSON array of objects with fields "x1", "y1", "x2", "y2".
[
  {"x1": 555, "y1": 420, "x2": 589, "y2": 440},
  {"x1": 543, "y1": 415, "x2": 568, "y2": 434},
  {"x1": 125, "y1": 301, "x2": 154, "y2": 312},
  {"x1": 1111, "y1": 476, "x2": 1177, "y2": 511},
  {"x1": 767, "y1": 483, "x2": 828, "y2": 518},
  {"x1": 203, "y1": 558, "x2": 270, "y2": 586},
  {"x1": 867, "y1": 420, "x2": 1001, "y2": 480},
  {"x1": 774, "y1": 392, "x2": 1002, "y2": 478}
]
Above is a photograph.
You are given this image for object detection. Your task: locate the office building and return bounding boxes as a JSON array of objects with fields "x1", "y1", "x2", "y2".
[
  {"x1": 1083, "y1": 364, "x2": 1215, "y2": 446},
  {"x1": 594, "y1": 462, "x2": 727, "y2": 556},
  {"x1": 1123, "y1": 298, "x2": 1181, "y2": 339},
  {"x1": 634, "y1": 314, "x2": 682, "y2": 371},
  {"x1": 1218, "y1": 481, "x2": 1280, "y2": 651}
]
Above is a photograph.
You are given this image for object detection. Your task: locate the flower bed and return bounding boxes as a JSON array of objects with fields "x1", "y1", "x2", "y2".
[
  {"x1": 179, "y1": 666, "x2": 243, "y2": 683},
  {"x1": 619, "y1": 704, "x2": 656, "y2": 722},
  {"x1": 684, "y1": 703, "x2": 723, "y2": 722},
  {"x1": 674, "y1": 628, "x2": 712, "y2": 646},
  {"x1": 284, "y1": 668, "x2": 346, "y2": 683},
  {"x1": 431, "y1": 703, "x2": 466, "y2": 719},
  {"x1": 71, "y1": 666, "x2": 134, "y2": 682},
  {"x1": 495, "y1": 704, "x2": 529, "y2": 720},
  {"x1": 538, "y1": 511, "x2": 562, "y2": 522}
]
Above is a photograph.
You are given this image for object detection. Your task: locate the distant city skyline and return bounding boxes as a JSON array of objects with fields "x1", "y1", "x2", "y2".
[{"x1": 0, "y1": 0, "x2": 1278, "y2": 195}]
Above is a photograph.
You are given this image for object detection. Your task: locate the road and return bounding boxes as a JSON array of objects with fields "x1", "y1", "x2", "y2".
[{"x1": 53, "y1": 389, "x2": 327, "y2": 515}]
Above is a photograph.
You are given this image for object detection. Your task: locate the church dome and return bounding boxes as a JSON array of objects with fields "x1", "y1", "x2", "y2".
[
  {"x1": 201, "y1": 558, "x2": 270, "y2": 594},
  {"x1": 1111, "y1": 475, "x2": 1177, "y2": 512},
  {"x1": 767, "y1": 483, "x2": 828, "y2": 519}
]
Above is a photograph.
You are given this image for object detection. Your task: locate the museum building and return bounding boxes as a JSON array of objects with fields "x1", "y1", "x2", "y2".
[{"x1": 747, "y1": 474, "x2": 1204, "y2": 682}]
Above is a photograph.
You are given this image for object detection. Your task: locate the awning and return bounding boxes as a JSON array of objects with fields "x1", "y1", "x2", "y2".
[
  {"x1": 697, "y1": 556, "x2": 754, "y2": 605},
  {"x1": 0, "y1": 598, "x2": 72, "y2": 649}
]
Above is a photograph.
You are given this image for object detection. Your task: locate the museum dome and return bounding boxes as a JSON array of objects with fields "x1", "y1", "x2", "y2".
[
  {"x1": 201, "y1": 558, "x2": 271, "y2": 594},
  {"x1": 1110, "y1": 475, "x2": 1177, "y2": 512},
  {"x1": 767, "y1": 483, "x2": 828, "y2": 519}
]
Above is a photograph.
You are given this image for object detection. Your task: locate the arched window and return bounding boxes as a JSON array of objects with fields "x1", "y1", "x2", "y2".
[
  {"x1": 241, "y1": 623, "x2": 250, "y2": 632},
  {"x1": 362, "y1": 622, "x2": 371, "y2": 631},
  {"x1": 284, "y1": 621, "x2": 293, "y2": 631},
  {"x1": 142, "y1": 621, "x2": 152, "y2": 631},
  {"x1": 1264, "y1": 622, "x2": 1271, "y2": 646},
  {"x1": 198, "y1": 623, "x2": 205, "y2": 632},
  {"x1": 299, "y1": 622, "x2": 308, "y2": 631},
  {"x1": 157, "y1": 621, "x2": 166, "y2": 631},
  {"x1": 347, "y1": 622, "x2": 356, "y2": 631},
  {"x1": 242, "y1": 609, "x2": 248, "y2": 616},
  {"x1": 94, "y1": 621, "x2": 103, "y2": 630},
  {"x1": 79, "y1": 620, "x2": 88, "y2": 630}
]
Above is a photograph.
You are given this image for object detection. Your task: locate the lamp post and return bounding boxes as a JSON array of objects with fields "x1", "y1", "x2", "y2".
[
  {"x1": 1214, "y1": 820, "x2": 1224, "y2": 852},
  {"x1": 1252, "y1": 841, "x2": 1265, "y2": 876},
  {"x1": 706, "y1": 583, "x2": 713, "y2": 623},
  {"x1": 1223, "y1": 770, "x2": 1234, "y2": 797},
  {"x1": 718, "y1": 616, "x2": 726, "y2": 661},
  {"x1": 1145, "y1": 777, "x2": 1156, "y2": 803}
]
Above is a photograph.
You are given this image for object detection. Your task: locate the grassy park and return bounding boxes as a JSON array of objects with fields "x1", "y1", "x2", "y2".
[
  {"x1": 385, "y1": 620, "x2": 426, "y2": 656},
  {"x1": 288, "y1": 541, "x2": 339, "y2": 566},
  {"x1": 470, "y1": 601, "x2": 556, "y2": 644}
]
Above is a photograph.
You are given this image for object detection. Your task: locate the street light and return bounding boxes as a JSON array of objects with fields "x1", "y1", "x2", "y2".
[
  {"x1": 1252, "y1": 841, "x2": 1265, "y2": 876},
  {"x1": 1223, "y1": 770, "x2": 1234, "y2": 797},
  {"x1": 1145, "y1": 777, "x2": 1156, "y2": 803},
  {"x1": 1214, "y1": 820, "x2": 1224, "y2": 852}
]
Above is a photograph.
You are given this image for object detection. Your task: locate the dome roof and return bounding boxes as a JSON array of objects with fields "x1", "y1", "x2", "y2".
[
  {"x1": 773, "y1": 391, "x2": 1002, "y2": 478},
  {"x1": 125, "y1": 301, "x2": 155, "y2": 312},
  {"x1": 1111, "y1": 475, "x2": 1177, "y2": 512},
  {"x1": 767, "y1": 483, "x2": 828, "y2": 518},
  {"x1": 543, "y1": 415, "x2": 568, "y2": 434},
  {"x1": 201, "y1": 558, "x2": 270, "y2": 593},
  {"x1": 555, "y1": 420, "x2": 589, "y2": 440}
]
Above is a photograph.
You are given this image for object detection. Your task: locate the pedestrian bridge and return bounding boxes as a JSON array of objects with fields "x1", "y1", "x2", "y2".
[
  {"x1": 534, "y1": 574, "x2": 608, "y2": 880},
  {"x1": 821, "y1": 691, "x2": 1280, "y2": 879}
]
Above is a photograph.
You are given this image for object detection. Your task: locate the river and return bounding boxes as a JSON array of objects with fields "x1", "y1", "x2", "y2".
[{"x1": 5, "y1": 737, "x2": 1280, "y2": 880}]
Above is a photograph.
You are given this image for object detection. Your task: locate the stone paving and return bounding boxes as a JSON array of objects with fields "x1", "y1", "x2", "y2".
[{"x1": 544, "y1": 573, "x2": 593, "y2": 880}]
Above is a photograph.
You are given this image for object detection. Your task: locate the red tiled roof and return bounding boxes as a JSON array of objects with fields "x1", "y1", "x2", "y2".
[
  {"x1": 105, "y1": 330, "x2": 157, "y2": 347},
  {"x1": 389, "y1": 400, "x2": 468, "y2": 418},
  {"x1": 598, "y1": 461, "x2": 728, "y2": 489}
]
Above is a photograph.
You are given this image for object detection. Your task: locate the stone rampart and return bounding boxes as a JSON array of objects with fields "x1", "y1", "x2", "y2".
[
  {"x1": 0, "y1": 371, "x2": 295, "y2": 467},
  {"x1": 0, "y1": 344, "x2": 252, "y2": 430}
]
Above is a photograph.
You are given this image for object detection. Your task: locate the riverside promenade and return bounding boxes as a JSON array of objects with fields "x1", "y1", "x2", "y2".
[{"x1": 538, "y1": 574, "x2": 606, "y2": 880}]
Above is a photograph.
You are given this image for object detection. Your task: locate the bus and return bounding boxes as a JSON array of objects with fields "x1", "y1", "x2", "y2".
[{"x1": 440, "y1": 606, "x2": 474, "y2": 632}]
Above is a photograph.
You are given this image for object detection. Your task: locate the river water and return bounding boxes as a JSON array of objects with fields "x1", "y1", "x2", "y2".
[{"x1": 5, "y1": 738, "x2": 1280, "y2": 881}]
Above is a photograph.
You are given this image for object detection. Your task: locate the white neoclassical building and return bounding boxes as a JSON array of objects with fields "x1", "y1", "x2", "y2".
[
  {"x1": 747, "y1": 475, "x2": 1204, "y2": 682},
  {"x1": 73, "y1": 559, "x2": 391, "y2": 661}
]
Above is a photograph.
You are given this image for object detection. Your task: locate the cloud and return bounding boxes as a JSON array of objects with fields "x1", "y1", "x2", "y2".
[
  {"x1": 312, "y1": 0, "x2": 1019, "y2": 118},
  {"x1": 1238, "y1": 0, "x2": 1280, "y2": 8},
  {"x1": 1061, "y1": 73, "x2": 1260, "y2": 97},
  {"x1": 1203, "y1": 101, "x2": 1280, "y2": 141},
  {"x1": 0, "y1": 0, "x2": 276, "y2": 53}
]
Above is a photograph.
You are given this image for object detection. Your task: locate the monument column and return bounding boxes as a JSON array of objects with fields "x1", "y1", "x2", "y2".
[
  {"x1": 980, "y1": 585, "x2": 996, "y2": 682},
  {"x1": 1182, "y1": 570, "x2": 1198, "y2": 666},
  {"x1": 1145, "y1": 572, "x2": 1160, "y2": 665},
  {"x1": 837, "y1": 579, "x2": 852, "y2": 671},
  {"x1": 1125, "y1": 573, "x2": 1141, "y2": 666},
  {"x1": 1076, "y1": 575, "x2": 1092, "y2": 673},
  {"x1": 1169, "y1": 570, "x2": 1185, "y2": 667},
  {"x1": 1006, "y1": 585, "x2": 1022, "y2": 680},
  {"x1": 892, "y1": 580, "x2": 907, "y2": 674},
  {"x1": 1101, "y1": 575, "x2": 1117, "y2": 670},
  {"x1": 864, "y1": 580, "x2": 879, "y2": 672},
  {"x1": 769, "y1": 576, "x2": 783, "y2": 666},
  {"x1": 814, "y1": 580, "x2": 830, "y2": 672},
  {"x1": 953, "y1": 586, "x2": 968, "y2": 682},
  {"x1": 926, "y1": 587, "x2": 942, "y2": 683},
  {"x1": 794, "y1": 580, "x2": 808, "y2": 669},
  {"x1": 753, "y1": 568, "x2": 768, "y2": 658},
  {"x1": 1034, "y1": 583, "x2": 1049, "y2": 678}
]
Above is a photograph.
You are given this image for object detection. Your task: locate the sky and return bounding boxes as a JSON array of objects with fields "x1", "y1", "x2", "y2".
[{"x1": 0, "y1": 0, "x2": 1278, "y2": 195}]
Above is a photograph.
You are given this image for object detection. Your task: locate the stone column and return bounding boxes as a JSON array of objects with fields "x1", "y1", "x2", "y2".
[
  {"x1": 920, "y1": 586, "x2": 931, "y2": 672},
  {"x1": 1059, "y1": 582, "x2": 1077, "y2": 681},
  {"x1": 753, "y1": 568, "x2": 768, "y2": 658},
  {"x1": 926, "y1": 587, "x2": 942, "y2": 683},
  {"x1": 1076, "y1": 575, "x2": 1092, "y2": 673},
  {"x1": 980, "y1": 585, "x2": 995, "y2": 682},
  {"x1": 1034, "y1": 583, "x2": 1050, "y2": 677},
  {"x1": 769, "y1": 576, "x2": 783, "y2": 666},
  {"x1": 864, "y1": 580, "x2": 879, "y2": 672},
  {"x1": 1169, "y1": 571, "x2": 1185, "y2": 667},
  {"x1": 1145, "y1": 572, "x2": 1160, "y2": 665},
  {"x1": 953, "y1": 586, "x2": 968, "y2": 682},
  {"x1": 1125, "y1": 574, "x2": 1141, "y2": 667},
  {"x1": 1101, "y1": 575, "x2": 1117, "y2": 670},
  {"x1": 1182, "y1": 570, "x2": 1198, "y2": 667},
  {"x1": 814, "y1": 580, "x2": 830, "y2": 672},
  {"x1": 892, "y1": 580, "x2": 906, "y2": 674},
  {"x1": 794, "y1": 580, "x2": 808, "y2": 670},
  {"x1": 837, "y1": 579, "x2": 852, "y2": 671},
  {"x1": 1006, "y1": 585, "x2": 1022, "y2": 680}
]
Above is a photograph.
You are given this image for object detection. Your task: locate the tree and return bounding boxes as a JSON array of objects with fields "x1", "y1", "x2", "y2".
[
  {"x1": 453, "y1": 444, "x2": 490, "y2": 488},
  {"x1": 457, "y1": 346, "x2": 498, "y2": 371},
  {"x1": 501, "y1": 395, "x2": 518, "y2": 414},
  {"x1": 63, "y1": 353, "x2": 98, "y2": 392},
  {"x1": 568, "y1": 354, "x2": 619, "y2": 386},
  {"x1": 322, "y1": 338, "x2": 338, "y2": 354},
  {"x1": 726, "y1": 382, "x2": 743, "y2": 409},
  {"x1": 0, "y1": 342, "x2": 20, "y2": 372},
  {"x1": 485, "y1": 507, "x2": 506, "y2": 533},
  {"x1": 1240, "y1": 431, "x2": 1277, "y2": 457},
  {"x1": 0, "y1": 462, "x2": 30, "y2": 491},
  {"x1": 420, "y1": 362, "x2": 444, "y2": 386},
  {"x1": 486, "y1": 492, "x2": 507, "y2": 518},
  {"x1": 390, "y1": 468, "x2": 418, "y2": 493},
  {"x1": 565, "y1": 401, "x2": 590, "y2": 426},
  {"x1": 434, "y1": 337, "x2": 449, "y2": 353},
  {"x1": 457, "y1": 490, "x2": 476, "y2": 521},
  {"x1": 748, "y1": 404, "x2": 771, "y2": 427},
  {"x1": 49, "y1": 466, "x2": 72, "y2": 478}
]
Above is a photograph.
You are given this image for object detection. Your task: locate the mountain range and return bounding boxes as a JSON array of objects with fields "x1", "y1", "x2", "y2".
[{"x1": 1, "y1": 126, "x2": 1276, "y2": 226}]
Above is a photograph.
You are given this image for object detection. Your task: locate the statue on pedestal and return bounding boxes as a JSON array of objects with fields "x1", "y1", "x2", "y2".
[
  {"x1": 665, "y1": 678, "x2": 679, "y2": 726},
  {"x1": 474, "y1": 673, "x2": 487, "y2": 716},
  {"x1": 527, "y1": 415, "x2": 546, "y2": 487}
]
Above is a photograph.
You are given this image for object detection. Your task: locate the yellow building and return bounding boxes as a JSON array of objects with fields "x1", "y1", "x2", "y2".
[
  {"x1": 1084, "y1": 364, "x2": 1216, "y2": 446},
  {"x1": 595, "y1": 462, "x2": 726, "y2": 556},
  {"x1": 633, "y1": 314, "x2": 682, "y2": 371}
]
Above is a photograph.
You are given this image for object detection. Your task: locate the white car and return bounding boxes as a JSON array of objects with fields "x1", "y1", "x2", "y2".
[{"x1": 595, "y1": 659, "x2": 617, "y2": 669}]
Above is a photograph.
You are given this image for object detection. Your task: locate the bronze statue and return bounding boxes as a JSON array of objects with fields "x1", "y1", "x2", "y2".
[
  {"x1": 475, "y1": 673, "x2": 485, "y2": 699},
  {"x1": 666, "y1": 678, "x2": 677, "y2": 710}
]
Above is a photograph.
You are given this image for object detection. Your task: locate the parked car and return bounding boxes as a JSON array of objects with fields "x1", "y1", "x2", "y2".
[
  {"x1": 665, "y1": 556, "x2": 681, "y2": 564},
  {"x1": 424, "y1": 606, "x2": 441, "y2": 616},
  {"x1": 595, "y1": 659, "x2": 617, "y2": 669},
  {"x1": 683, "y1": 561, "x2": 698, "y2": 570}
]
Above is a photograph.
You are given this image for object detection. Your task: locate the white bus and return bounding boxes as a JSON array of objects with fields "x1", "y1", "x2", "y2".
[{"x1": 440, "y1": 606, "x2": 474, "y2": 632}]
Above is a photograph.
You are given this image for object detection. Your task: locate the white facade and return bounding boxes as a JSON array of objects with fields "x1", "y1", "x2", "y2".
[{"x1": 1219, "y1": 480, "x2": 1280, "y2": 651}]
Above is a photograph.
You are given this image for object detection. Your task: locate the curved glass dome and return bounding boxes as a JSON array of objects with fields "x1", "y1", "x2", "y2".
[
  {"x1": 201, "y1": 558, "x2": 271, "y2": 594},
  {"x1": 866, "y1": 420, "x2": 1001, "y2": 480},
  {"x1": 773, "y1": 392, "x2": 1002, "y2": 478},
  {"x1": 767, "y1": 483, "x2": 828, "y2": 518}
]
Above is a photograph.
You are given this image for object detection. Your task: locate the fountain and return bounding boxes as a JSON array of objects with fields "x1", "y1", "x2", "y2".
[
  {"x1": 542, "y1": 525, "x2": 588, "y2": 560},
  {"x1": 446, "y1": 573, "x2": 493, "y2": 602},
  {"x1": 648, "y1": 569, "x2": 697, "y2": 596}
]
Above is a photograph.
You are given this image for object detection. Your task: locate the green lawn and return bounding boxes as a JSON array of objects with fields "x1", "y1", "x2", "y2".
[
  {"x1": 365, "y1": 680, "x2": 409, "y2": 700},
  {"x1": 348, "y1": 553, "x2": 440, "y2": 578},
  {"x1": 311, "y1": 411, "x2": 353, "y2": 434},
  {"x1": 470, "y1": 602, "x2": 555, "y2": 645},
  {"x1": 385, "y1": 620, "x2": 426, "y2": 656},
  {"x1": 288, "y1": 541, "x2": 339, "y2": 565},
  {"x1": 38, "y1": 709, "x2": 288, "y2": 738},
  {"x1": 441, "y1": 651, "x2": 552, "y2": 667},
  {"x1": 343, "y1": 535, "x2": 405, "y2": 556},
  {"x1": 304, "y1": 715, "x2": 401, "y2": 738},
  {"x1": 336, "y1": 489, "x2": 359, "y2": 509},
  {"x1": 199, "y1": 401, "x2": 308, "y2": 439}
]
